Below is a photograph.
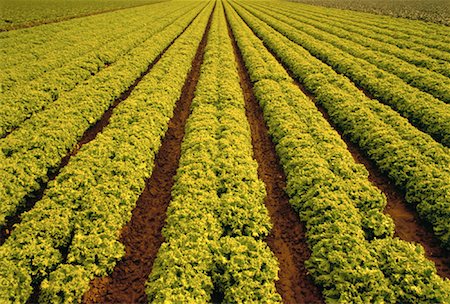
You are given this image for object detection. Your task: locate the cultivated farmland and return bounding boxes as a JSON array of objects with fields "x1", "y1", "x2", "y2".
[{"x1": 0, "y1": 0, "x2": 449, "y2": 303}]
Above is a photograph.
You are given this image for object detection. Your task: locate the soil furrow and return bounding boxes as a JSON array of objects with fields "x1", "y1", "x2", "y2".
[
  {"x1": 225, "y1": 10, "x2": 324, "y2": 304},
  {"x1": 0, "y1": 9, "x2": 202, "y2": 246},
  {"x1": 232, "y1": 7, "x2": 450, "y2": 279},
  {"x1": 0, "y1": 1, "x2": 167, "y2": 32},
  {"x1": 82, "y1": 7, "x2": 214, "y2": 304}
]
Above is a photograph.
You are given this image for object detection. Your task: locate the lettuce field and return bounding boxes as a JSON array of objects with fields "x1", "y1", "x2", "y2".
[{"x1": 0, "y1": 0, "x2": 449, "y2": 303}]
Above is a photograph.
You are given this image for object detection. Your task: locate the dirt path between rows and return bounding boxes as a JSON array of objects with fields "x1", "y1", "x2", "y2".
[
  {"x1": 82, "y1": 9, "x2": 214, "y2": 304},
  {"x1": 0, "y1": 9, "x2": 203, "y2": 247},
  {"x1": 225, "y1": 11, "x2": 324, "y2": 304}
]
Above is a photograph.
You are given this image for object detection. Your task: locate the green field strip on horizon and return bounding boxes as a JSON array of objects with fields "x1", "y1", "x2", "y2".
[{"x1": 0, "y1": 0, "x2": 168, "y2": 31}]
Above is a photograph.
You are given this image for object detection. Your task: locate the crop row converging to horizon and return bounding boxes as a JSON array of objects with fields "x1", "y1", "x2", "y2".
[{"x1": 0, "y1": 0, "x2": 449, "y2": 303}]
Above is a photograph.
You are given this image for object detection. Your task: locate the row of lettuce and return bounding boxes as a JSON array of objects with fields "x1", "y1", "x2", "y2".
[
  {"x1": 146, "y1": 4, "x2": 281, "y2": 301},
  {"x1": 0, "y1": 3, "x2": 212, "y2": 303},
  {"x1": 225, "y1": 1, "x2": 449, "y2": 302},
  {"x1": 252, "y1": 2, "x2": 450, "y2": 91},
  {"x1": 279, "y1": 1, "x2": 450, "y2": 54},
  {"x1": 231, "y1": 0, "x2": 450, "y2": 251},
  {"x1": 0, "y1": 3, "x2": 203, "y2": 228},
  {"x1": 0, "y1": 2, "x2": 201, "y2": 138},
  {"x1": 1, "y1": 1, "x2": 179, "y2": 90},
  {"x1": 269, "y1": 1, "x2": 450, "y2": 64},
  {"x1": 240, "y1": 3, "x2": 450, "y2": 148},
  {"x1": 262, "y1": 2, "x2": 450, "y2": 68}
]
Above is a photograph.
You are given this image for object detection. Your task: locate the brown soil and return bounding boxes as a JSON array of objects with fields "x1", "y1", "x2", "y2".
[
  {"x1": 226, "y1": 11, "x2": 324, "y2": 304},
  {"x1": 0, "y1": 190, "x2": 46, "y2": 245},
  {"x1": 0, "y1": 1, "x2": 167, "y2": 32},
  {"x1": 0, "y1": 9, "x2": 198, "y2": 246},
  {"x1": 82, "y1": 8, "x2": 213, "y2": 304}
]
